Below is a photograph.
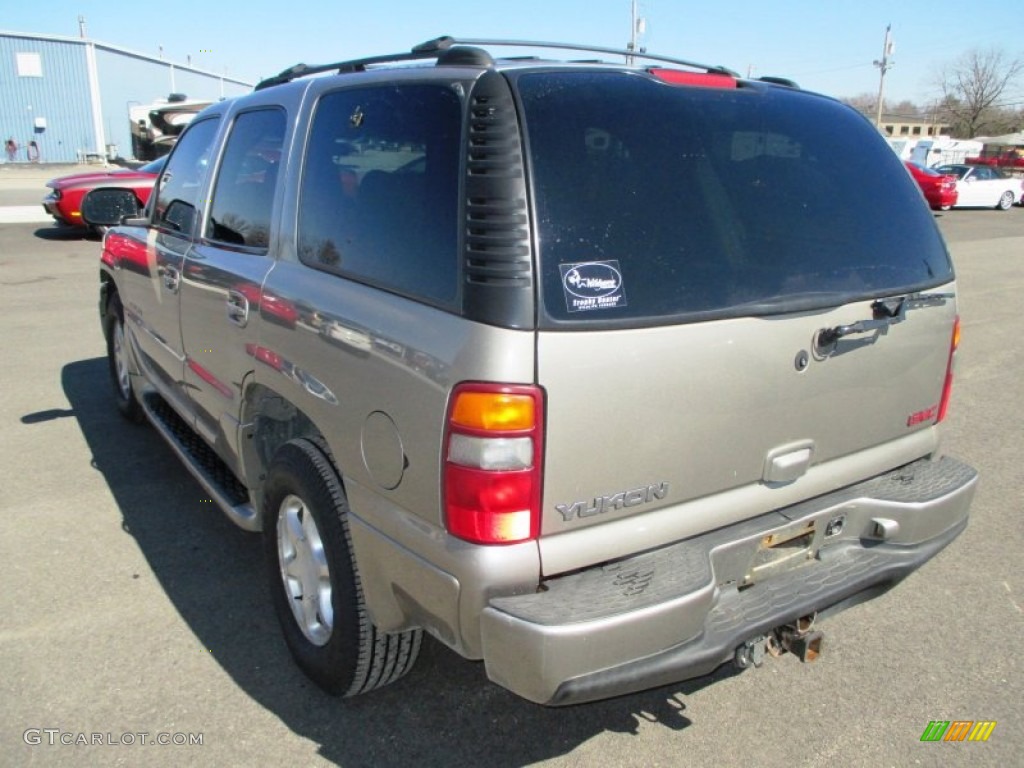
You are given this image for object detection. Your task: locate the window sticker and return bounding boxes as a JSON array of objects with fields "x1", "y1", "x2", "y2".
[{"x1": 559, "y1": 260, "x2": 627, "y2": 312}]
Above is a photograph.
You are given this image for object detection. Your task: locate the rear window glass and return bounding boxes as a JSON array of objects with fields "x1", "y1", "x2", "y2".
[
  {"x1": 518, "y1": 72, "x2": 953, "y2": 324},
  {"x1": 298, "y1": 84, "x2": 461, "y2": 305}
]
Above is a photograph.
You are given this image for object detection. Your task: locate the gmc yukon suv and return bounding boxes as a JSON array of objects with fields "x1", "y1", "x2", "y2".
[{"x1": 89, "y1": 37, "x2": 978, "y2": 705}]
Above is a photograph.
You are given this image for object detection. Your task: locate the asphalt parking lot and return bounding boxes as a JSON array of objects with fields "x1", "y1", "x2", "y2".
[{"x1": 1, "y1": 165, "x2": 1022, "y2": 767}]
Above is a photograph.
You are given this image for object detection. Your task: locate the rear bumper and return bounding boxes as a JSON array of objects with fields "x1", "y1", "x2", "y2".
[
  {"x1": 926, "y1": 190, "x2": 957, "y2": 209},
  {"x1": 480, "y1": 456, "x2": 977, "y2": 705}
]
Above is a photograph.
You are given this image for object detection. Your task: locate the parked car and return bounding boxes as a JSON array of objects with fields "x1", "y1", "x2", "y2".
[
  {"x1": 933, "y1": 163, "x2": 1022, "y2": 210},
  {"x1": 904, "y1": 161, "x2": 958, "y2": 210},
  {"x1": 42, "y1": 157, "x2": 165, "y2": 232},
  {"x1": 88, "y1": 36, "x2": 976, "y2": 706}
]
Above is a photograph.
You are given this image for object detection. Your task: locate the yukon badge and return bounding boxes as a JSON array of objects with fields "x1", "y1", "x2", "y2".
[{"x1": 556, "y1": 482, "x2": 669, "y2": 522}]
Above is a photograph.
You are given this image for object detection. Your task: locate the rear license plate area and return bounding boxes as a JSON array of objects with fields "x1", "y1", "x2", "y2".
[{"x1": 742, "y1": 520, "x2": 816, "y2": 586}]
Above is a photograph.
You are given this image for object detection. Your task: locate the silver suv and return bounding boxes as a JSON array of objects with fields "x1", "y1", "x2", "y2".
[{"x1": 91, "y1": 37, "x2": 977, "y2": 705}]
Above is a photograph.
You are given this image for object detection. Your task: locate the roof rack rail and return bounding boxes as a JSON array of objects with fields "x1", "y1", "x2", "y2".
[
  {"x1": 255, "y1": 48, "x2": 442, "y2": 90},
  {"x1": 420, "y1": 36, "x2": 738, "y2": 75},
  {"x1": 255, "y1": 35, "x2": 738, "y2": 91},
  {"x1": 758, "y1": 75, "x2": 800, "y2": 89}
]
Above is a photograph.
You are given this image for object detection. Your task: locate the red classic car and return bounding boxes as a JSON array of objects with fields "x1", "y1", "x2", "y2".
[
  {"x1": 904, "y1": 161, "x2": 958, "y2": 211},
  {"x1": 42, "y1": 157, "x2": 165, "y2": 232}
]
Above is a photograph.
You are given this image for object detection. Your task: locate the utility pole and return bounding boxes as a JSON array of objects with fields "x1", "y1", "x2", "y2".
[
  {"x1": 627, "y1": 1, "x2": 646, "y2": 65},
  {"x1": 873, "y1": 24, "x2": 894, "y2": 129}
]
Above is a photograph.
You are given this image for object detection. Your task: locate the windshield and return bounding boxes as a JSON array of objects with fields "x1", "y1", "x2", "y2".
[{"x1": 518, "y1": 72, "x2": 953, "y2": 325}]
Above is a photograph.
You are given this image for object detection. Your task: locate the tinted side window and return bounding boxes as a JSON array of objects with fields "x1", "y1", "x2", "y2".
[
  {"x1": 518, "y1": 73, "x2": 954, "y2": 325},
  {"x1": 154, "y1": 118, "x2": 219, "y2": 235},
  {"x1": 298, "y1": 84, "x2": 461, "y2": 304},
  {"x1": 205, "y1": 109, "x2": 286, "y2": 249}
]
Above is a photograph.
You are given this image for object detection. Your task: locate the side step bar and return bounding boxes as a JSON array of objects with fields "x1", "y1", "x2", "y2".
[{"x1": 141, "y1": 393, "x2": 261, "y2": 532}]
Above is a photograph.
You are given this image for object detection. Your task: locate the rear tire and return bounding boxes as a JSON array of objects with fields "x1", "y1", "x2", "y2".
[
  {"x1": 104, "y1": 293, "x2": 143, "y2": 422},
  {"x1": 997, "y1": 191, "x2": 1013, "y2": 210},
  {"x1": 262, "y1": 438, "x2": 421, "y2": 696}
]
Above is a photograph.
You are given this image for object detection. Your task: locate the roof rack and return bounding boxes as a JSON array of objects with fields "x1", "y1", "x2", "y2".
[
  {"x1": 255, "y1": 35, "x2": 737, "y2": 91},
  {"x1": 424, "y1": 36, "x2": 737, "y2": 74}
]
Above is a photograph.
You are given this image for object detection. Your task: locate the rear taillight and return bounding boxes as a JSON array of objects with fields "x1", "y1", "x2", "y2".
[
  {"x1": 443, "y1": 383, "x2": 544, "y2": 544},
  {"x1": 936, "y1": 316, "x2": 960, "y2": 423}
]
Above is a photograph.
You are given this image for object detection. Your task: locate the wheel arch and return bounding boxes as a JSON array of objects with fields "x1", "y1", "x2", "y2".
[{"x1": 238, "y1": 381, "x2": 334, "y2": 515}]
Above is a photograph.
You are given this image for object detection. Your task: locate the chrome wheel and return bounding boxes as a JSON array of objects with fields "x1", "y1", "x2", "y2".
[
  {"x1": 277, "y1": 493, "x2": 333, "y2": 646},
  {"x1": 112, "y1": 319, "x2": 132, "y2": 401},
  {"x1": 997, "y1": 191, "x2": 1013, "y2": 210}
]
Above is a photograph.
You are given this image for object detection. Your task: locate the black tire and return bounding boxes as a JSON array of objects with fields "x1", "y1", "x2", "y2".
[
  {"x1": 262, "y1": 438, "x2": 421, "y2": 696},
  {"x1": 996, "y1": 191, "x2": 1014, "y2": 211},
  {"x1": 104, "y1": 293, "x2": 143, "y2": 422}
]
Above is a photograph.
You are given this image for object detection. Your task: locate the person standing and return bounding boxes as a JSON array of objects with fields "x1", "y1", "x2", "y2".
[{"x1": 5, "y1": 138, "x2": 17, "y2": 162}]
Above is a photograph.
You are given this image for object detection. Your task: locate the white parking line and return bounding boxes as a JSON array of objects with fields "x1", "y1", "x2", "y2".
[{"x1": 0, "y1": 206, "x2": 54, "y2": 224}]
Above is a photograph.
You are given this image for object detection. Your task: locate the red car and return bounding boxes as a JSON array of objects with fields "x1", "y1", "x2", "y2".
[
  {"x1": 904, "y1": 161, "x2": 958, "y2": 211},
  {"x1": 42, "y1": 157, "x2": 165, "y2": 232}
]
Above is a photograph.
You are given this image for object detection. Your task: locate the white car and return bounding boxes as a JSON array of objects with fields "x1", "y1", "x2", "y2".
[{"x1": 935, "y1": 164, "x2": 1022, "y2": 210}]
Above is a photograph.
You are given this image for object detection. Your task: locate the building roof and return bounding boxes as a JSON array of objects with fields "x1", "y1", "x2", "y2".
[{"x1": 0, "y1": 29, "x2": 253, "y2": 88}]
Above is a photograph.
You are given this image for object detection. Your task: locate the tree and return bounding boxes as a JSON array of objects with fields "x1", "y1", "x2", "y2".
[
  {"x1": 841, "y1": 92, "x2": 880, "y2": 117},
  {"x1": 934, "y1": 48, "x2": 1024, "y2": 137},
  {"x1": 891, "y1": 100, "x2": 921, "y2": 118}
]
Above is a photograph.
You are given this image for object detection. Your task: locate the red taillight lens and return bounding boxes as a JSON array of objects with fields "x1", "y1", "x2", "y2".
[
  {"x1": 936, "y1": 316, "x2": 960, "y2": 423},
  {"x1": 444, "y1": 383, "x2": 544, "y2": 544}
]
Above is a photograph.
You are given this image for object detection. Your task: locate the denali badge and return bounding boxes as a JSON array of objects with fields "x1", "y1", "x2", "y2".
[{"x1": 556, "y1": 482, "x2": 669, "y2": 521}]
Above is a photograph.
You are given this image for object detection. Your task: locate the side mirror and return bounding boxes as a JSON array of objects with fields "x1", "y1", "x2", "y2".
[{"x1": 80, "y1": 187, "x2": 146, "y2": 228}]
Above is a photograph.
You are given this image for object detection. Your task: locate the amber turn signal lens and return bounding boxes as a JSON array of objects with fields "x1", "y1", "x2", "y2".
[{"x1": 451, "y1": 392, "x2": 535, "y2": 431}]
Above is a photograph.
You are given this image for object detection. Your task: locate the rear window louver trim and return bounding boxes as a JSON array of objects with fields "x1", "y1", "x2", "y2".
[{"x1": 461, "y1": 73, "x2": 535, "y2": 328}]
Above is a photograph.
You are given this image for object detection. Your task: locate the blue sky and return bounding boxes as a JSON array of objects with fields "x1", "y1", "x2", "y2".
[{"x1": 4, "y1": 1, "x2": 1022, "y2": 105}]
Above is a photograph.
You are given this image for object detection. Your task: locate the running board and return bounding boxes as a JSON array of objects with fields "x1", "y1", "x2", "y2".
[{"x1": 141, "y1": 393, "x2": 261, "y2": 532}]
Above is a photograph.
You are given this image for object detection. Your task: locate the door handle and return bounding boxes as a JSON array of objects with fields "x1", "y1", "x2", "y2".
[
  {"x1": 158, "y1": 265, "x2": 180, "y2": 293},
  {"x1": 226, "y1": 290, "x2": 250, "y2": 327}
]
